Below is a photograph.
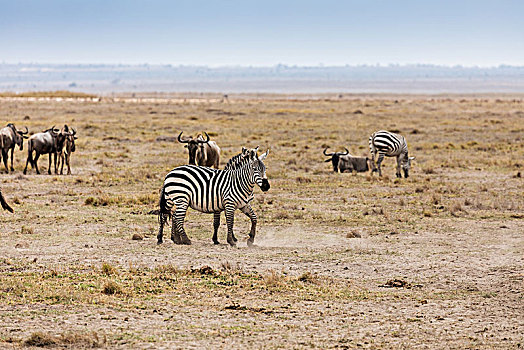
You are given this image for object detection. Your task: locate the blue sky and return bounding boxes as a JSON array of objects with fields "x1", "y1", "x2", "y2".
[{"x1": 1, "y1": 0, "x2": 523, "y2": 66}]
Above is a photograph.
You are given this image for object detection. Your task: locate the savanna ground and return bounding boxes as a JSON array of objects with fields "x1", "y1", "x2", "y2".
[{"x1": 0, "y1": 93, "x2": 523, "y2": 349}]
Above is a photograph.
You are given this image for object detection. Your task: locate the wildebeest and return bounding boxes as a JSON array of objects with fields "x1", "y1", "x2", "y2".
[
  {"x1": 0, "y1": 123, "x2": 28, "y2": 172},
  {"x1": 324, "y1": 147, "x2": 371, "y2": 173},
  {"x1": 337, "y1": 154, "x2": 371, "y2": 173},
  {"x1": 23, "y1": 126, "x2": 65, "y2": 175},
  {"x1": 178, "y1": 131, "x2": 220, "y2": 168},
  {"x1": 323, "y1": 147, "x2": 349, "y2": 172},
  {"x1": 57, "y1": 125, "x2": 77, "y2": 175},
  {"x1": 0, "y1": 188, "x2": 14, "y2": 213}
]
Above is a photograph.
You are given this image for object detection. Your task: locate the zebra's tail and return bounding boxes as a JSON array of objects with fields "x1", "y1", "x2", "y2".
[{"x1": 158, "y1": 184, "x2": 171, "y2": 223}]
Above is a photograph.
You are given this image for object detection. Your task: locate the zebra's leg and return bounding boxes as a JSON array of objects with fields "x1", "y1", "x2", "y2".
[
  {"x1": 224, "y1": 203, "x2": 237, "y2": 247},
  {"x1": 240, "y1": 204, "x2": 257, "y2": 247},
  {"x1": 173, "y1": 200, "x2": 191, "y2": 245},
  {"x1": 376, "y1": 153, "x2": 384, "y2": 177},
  {"x1": 212, "y1": 212, "x2": 221, "y2": 245},
  {"x1": 157, "y1": 213, "x2": 168, "y2": 244},
  {"x1": 395, "y1": 155, "x2": 402, "y2": 178}
]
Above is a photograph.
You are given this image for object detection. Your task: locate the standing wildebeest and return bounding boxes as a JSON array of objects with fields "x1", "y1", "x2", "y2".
[
  {"x1": 57, "y1": 125, "x2": 77, "y2": 175},
  {"x1": 0, "y1": 187, "x2": 14, "y2": 212},
  {"x1": 178, "y1": 131, "x2": 220, "y2": 168},
  {"x1": 23, "y1": 126, "x2": 65, "y2": 175},
  {"x1": 0, "y1": 123, "x2": 28, "y2": 172},
  {"x1": 369, "y1": 130, "x2": 415, "y2": 178}
]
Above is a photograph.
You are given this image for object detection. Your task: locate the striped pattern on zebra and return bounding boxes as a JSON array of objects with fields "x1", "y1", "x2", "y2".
[
  {"x1": 369, "y1": 130, "x2": 415, "y2": 178},
  {"x1": 157, "y1": 147, "x2": 270, "y2": 246}
]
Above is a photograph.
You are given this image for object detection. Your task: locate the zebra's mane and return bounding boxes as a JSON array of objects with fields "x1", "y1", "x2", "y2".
[{"x1": 224, "y1": 151, "x2": 250, "y2": 170}]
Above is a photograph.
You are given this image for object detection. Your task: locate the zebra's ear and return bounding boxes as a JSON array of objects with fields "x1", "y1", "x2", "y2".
[{"x1": 259, "y1": 149, "x2": 269, "y2": 160}]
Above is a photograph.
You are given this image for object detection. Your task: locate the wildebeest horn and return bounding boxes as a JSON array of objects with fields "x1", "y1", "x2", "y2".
[
  {"x1": 197, "y1": 132, "x2": 210, "y2": 144},
  {"x1": 323, "y1": 147, "x2": 335, "y2": 156},
  {"x1": 177, "y1": 132, "x2": 190, "y2": 143},
  {"x1": 341, "y1": 148, "x2": 349, "y2": 155},
  {"x1": 16, "y1": 126, "x2": 29, "y2": 135}
]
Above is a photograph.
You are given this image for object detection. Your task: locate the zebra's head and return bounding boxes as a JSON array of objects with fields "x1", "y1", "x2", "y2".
[
  {"x1": 401, "y1": 155, "x2": 415, "y2": 178},
  {"x1": 251, "y1": 148, "x2": 270, "y2": 192}
]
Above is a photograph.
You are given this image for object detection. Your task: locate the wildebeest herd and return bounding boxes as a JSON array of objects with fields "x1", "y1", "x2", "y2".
[{"x1": 1, "y1": 124, "x2": 414, "y2": 248}]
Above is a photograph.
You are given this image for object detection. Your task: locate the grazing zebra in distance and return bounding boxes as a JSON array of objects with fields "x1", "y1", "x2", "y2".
[
  {"x1": 158, "y1": 147, "x2": 270, "y2": 247},
  {"x1": 369, "y1": 130, "x2": 415, "y2": 178}
]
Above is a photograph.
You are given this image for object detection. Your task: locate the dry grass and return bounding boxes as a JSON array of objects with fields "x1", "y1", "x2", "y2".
[{"x1": 0, "y1": 94, "x2": 522, "y2": 348}]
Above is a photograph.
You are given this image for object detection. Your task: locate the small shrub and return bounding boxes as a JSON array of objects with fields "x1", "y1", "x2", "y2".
[
  {"x1": 23, "y1": 332, "x2": 56, "y2": 347},
  {"x1": 102, "y1": 281, "x2": 121, "y2": 295},
  {"x1": 297, "y1": 271, "x2": 320, "y2": 284},
  {"x1": 60, "y1": 331, "x2": 105, "y2": 347},
  {"x1": 295, "y1": 176, "x2": 312, "y2": 183},
  {"x1": 131, "y1": 233, "x2": 143, "y2": 240},
  {"x1": 21, "y1": 226, "x2": 34, "y2": 234},
  {"x1": 263, "y1": 270, "x2": 287, "y2": 288},
  {"x1": 101, "y1": 263, "x2": 118, "y2": 276},
  {"x1": 274, "y1": 211, "x2": 290, "y2": 220}
]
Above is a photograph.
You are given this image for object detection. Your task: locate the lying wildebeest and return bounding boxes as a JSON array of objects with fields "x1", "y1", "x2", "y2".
[
  {"x1": 0, "y1": 187, "x2": 14, "y2": 213},
  {"x1": 0, "y1": 123, "x2": 29, "y2": 172},
  {"x1": 178, "y1": 131, "x2": 220, "y2": 168},
  {"x1": 324, "y1": 147, "x2": 371, "y2": 173},
  {"x1": 324, "y1": 147, "x2": 349, "y2": 172},
  {"x1": 57, "y1": 125, "x2": 77, "y2": 175},
  {"x1": 23, "y1": 126, "x2": 65, "y2": 175}
]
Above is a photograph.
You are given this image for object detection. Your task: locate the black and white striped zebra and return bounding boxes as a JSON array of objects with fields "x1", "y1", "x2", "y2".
[
  {"x1": 369, "y1": 130, "x2": 415, "y2": 178},
  {"x1": 157, "y1": 148, "x2": 270, "y2": 247}
]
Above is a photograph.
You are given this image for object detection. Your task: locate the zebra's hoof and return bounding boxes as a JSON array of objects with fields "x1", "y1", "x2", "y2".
[
  {"x1": 247, "y1": 239, "x2": 254, "y2": 247},
  {"x1": 181, "y1": 239, "x2": 192, "y2": 245}
]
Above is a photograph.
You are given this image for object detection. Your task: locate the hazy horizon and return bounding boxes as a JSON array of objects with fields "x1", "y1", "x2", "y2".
[{"x1": 2, "y1": 63, "x2": 523, "y2": 94}]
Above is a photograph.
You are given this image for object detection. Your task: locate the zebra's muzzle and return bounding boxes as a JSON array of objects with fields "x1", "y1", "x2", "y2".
[{"x1": 260, "y1": 179, "x2": 270, "y2": 192}]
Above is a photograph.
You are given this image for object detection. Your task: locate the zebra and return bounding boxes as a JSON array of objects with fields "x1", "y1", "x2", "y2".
[
  {"x1": 369, "y1": 130, "x2": 415, "y2": 178},
  {"x1": 157, "y1": 147, "x2": 270, "y2": 247}
]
